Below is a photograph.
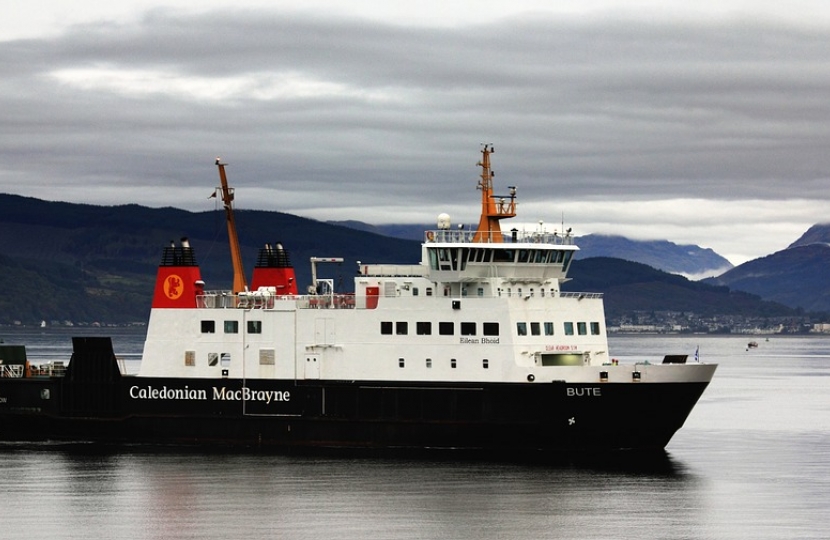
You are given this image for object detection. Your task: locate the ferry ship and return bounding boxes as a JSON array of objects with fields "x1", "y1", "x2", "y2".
[{"x1": 0, "y1": 146, "x2": 716, "y2": 453}]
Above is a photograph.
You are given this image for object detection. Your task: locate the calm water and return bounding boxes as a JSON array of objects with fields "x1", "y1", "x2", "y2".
[{"x1": 1, "y1": 328, "x2": 829, "y2": 540}]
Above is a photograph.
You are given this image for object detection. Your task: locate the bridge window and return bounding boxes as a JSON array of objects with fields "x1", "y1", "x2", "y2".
[
  {"x1": 577, "y1": 322, "x2": 587, "y2": 335},
  {"x1": 396, "y1": 321, "x2": 409, "y2": 335},
  {"x1": 201, "y1": 320, "x2": 215, "y2": 334},
  {"x1": 461, "y1": 322, "x2": 476, "y2": 336},
  {"x1": 417, "y1": 321, "x2": 432, "y2": 335},
  {"x1": 439, "y1": 322, "x2": 454, "y2": 335},
  {"x1": 248, "y1": 320, "x2": 262, "y2": 334},
  {"x1": 517, "y1": 322, "x2": 527, "y2": 336},
  {"x1": 530, "y1": 322, "x2": 541, "y2": 336},
  {"x1": 591, "y1": 322, "x2": 601, "y2": 335},
  {"x1": 380, "y1": 321, "x2": 393, "y2": 335},
  {"x1": 544, "y1": 322, "x2": 555, "y2": 335},
  {"x1": 224, "y1": 320, "x2": 238, "y2": 334},
  {"x1": 564, "y1": 322, "x2": 574, "y2": 336},
  {"x1": 562, "y1": 251, "x2": 573, "y2": 270}
]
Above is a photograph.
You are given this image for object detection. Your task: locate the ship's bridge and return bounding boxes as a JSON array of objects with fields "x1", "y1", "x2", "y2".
[{"x1": 422, "y1": 229, "x2": 577, "y2": 283}]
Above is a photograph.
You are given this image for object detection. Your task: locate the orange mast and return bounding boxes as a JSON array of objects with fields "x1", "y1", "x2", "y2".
[
  {"x1": 214, "y1": 158, "x2": 248, "y2": 294},
  {"x1": 472, "y1": 144, "x2": 516, "y2": 242}
]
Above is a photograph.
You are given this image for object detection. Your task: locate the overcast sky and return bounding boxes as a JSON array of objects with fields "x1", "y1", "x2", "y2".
[{"x1": 3, "y1": 1, "x2": 830, "y2": 265}]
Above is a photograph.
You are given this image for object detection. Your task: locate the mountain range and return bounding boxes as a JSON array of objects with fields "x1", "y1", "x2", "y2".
[
  {"x1": 704, "y1": 224, "x2": 830, "y2": 312},
  {"x1": 0, "y1": 193, "x2": 822, "y2": 326}
]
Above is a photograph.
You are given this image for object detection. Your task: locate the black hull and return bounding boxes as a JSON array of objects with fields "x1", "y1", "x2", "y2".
[
  {"x1": 0, "y1": 337, "x2": 710, "y2": 454},
  {"x1": 0, "y1": 376, "x2": 709, "y2": 453}
]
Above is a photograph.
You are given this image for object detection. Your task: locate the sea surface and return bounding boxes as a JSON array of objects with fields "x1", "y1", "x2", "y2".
[{"x1": 1, "y1": 327, "x2": 829, "y2": 540}]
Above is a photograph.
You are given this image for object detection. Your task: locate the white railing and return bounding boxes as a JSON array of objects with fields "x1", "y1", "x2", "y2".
[
  {"x1": 197, "y1": 292, "x2": 357, "y2": 310},
  {"x1": 425, "y1": 229, "x2": 575, "y2": 245},
  {"x1": 1, "y1": 364, "x2": 24, "y2": 378}
]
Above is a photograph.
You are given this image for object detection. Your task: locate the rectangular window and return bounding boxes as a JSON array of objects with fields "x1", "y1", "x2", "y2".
[
  {"x1": 381, "y1": 321, "x2": 393, "y2": 335},
  {"x1": 398, "y1": 358, "x2": 405, "y2": 368},
  {"x1": 477, "y1": 287, "x2": 484, "y2": 297},
  {"x1": 248, "y1": 320, "x2": 262, "y2": 334},
  {"x1": 530, "y1": 322, "x2": 541, "y2": 336},
  {"x1": 416, "y1": 321, "x2": 432, "y2": 335},
  {"x1": 439, "y1": 322, "x2": 454, "y2": 335},
  {"x1": 224, "y1": 320, "x2": 239, "y2": 334},
  {"x1": 451, "y1": 358, "x2": 457, "y2": 369},
  {"x1": 483, "y1": 322, "x2": 499, "y2": 336},
  {"x1": 460, "y1": 322, "x2": 476, "y2": 336},
  {"x1": 259, "y1": 349, "x2": 275, "y2": 365},
  {"x1": 591, "y1": 322, "x2": 601, "y2": 335},
  {"x1": 412, "y1": 287, "x2": 419, "y2": 296},
  {"x1": 517, "y1": 322, "x2": 527, "y2": 336},
  {"x1": 208, "y1": 352, "x2": 219, "y2": 366},
  {"x1": 564, "y1": 322, "x2": 574, "y2": 336},
  {"x1": 201, "y1": 320, "x2": 215, "y2": 333},
  {"x1": 482, "y1": 358, "x2": 489, "y2": 369},
  {"x1": 396, "y1": 321, "x2": 408, "y2": 335},
  {"x1": 577, "y1": 322, "x2": 587, "y2": 335},
  {"x1": 426, "y1": 288, "x2": 433, "y2": 296},
  {"x1": 544, "y1": 322, "x2": 554, "y2": 336},
  {"x1": 184, "y1": 351, "x2": 195, "y2": 367},
  {"x1": 426, "y1": 358, "x2": 432, "y2": 368}
]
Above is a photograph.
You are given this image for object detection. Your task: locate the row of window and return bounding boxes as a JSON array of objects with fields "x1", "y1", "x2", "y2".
[
  {"x1": 427, "y1": 247, "x2": 573, "y2": 271},
  {"x1": 183, "y1": 349, "x2": 277, "y2": 368},
  {"x1": 381, "y1": 321, "x2": 500, "y2": 336},
  {"x1": 198, "y1": 318, "x2": 600, "y2": 339},
  {"x1": 517, "y1": 321, "x2": 602, "y2": 336},
  {"x1": 381, "y1": 320, "x2": 602, "y2": 337},
  {"x1": 201, "y1": 320, "x2": 263, "y2": 334}
]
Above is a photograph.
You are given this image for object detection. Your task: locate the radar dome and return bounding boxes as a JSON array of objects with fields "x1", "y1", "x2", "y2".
[{"x1": 437, "y1": 213, "x2": 451, "y2": 230}]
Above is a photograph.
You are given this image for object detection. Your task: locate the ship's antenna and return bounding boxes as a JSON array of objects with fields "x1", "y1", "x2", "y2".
[
  {"x1": 214, "y1": 158, "x2": 248, "y2": 294},
  {"x1": 472, "y1": 144, "x2": 517, "y2": 243}
]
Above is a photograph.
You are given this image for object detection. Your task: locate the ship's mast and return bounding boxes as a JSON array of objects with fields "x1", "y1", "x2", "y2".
[
  {"x1": 472, "y1": 144, "x2": 517, "y2": 242},
  {"x1": 214, "y1": 158, "x2": 248, "y2": 294}
]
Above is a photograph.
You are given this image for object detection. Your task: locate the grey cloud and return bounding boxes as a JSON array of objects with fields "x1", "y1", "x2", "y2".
[{"x1": 1, "y1": 10, "x2": 829, "y2": 237}]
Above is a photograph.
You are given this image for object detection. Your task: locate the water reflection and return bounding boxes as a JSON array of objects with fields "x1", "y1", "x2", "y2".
[{"x1": 0, "y1": 443, "x2": 702, "y2": 540}]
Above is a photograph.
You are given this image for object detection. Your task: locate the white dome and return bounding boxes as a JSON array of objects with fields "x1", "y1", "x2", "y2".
[{"x1": 436, "y1": 213, "x2": 451, "y2": 230}]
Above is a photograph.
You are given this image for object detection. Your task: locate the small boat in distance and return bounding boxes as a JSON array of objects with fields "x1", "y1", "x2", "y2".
[{"x1": 0, "y1": 146, "x2": 716, "y2": 454}]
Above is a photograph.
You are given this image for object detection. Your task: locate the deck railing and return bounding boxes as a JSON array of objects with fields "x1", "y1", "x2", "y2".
[{"x1": 425, "y1": 229, "x2": 575, "y2": 245}]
